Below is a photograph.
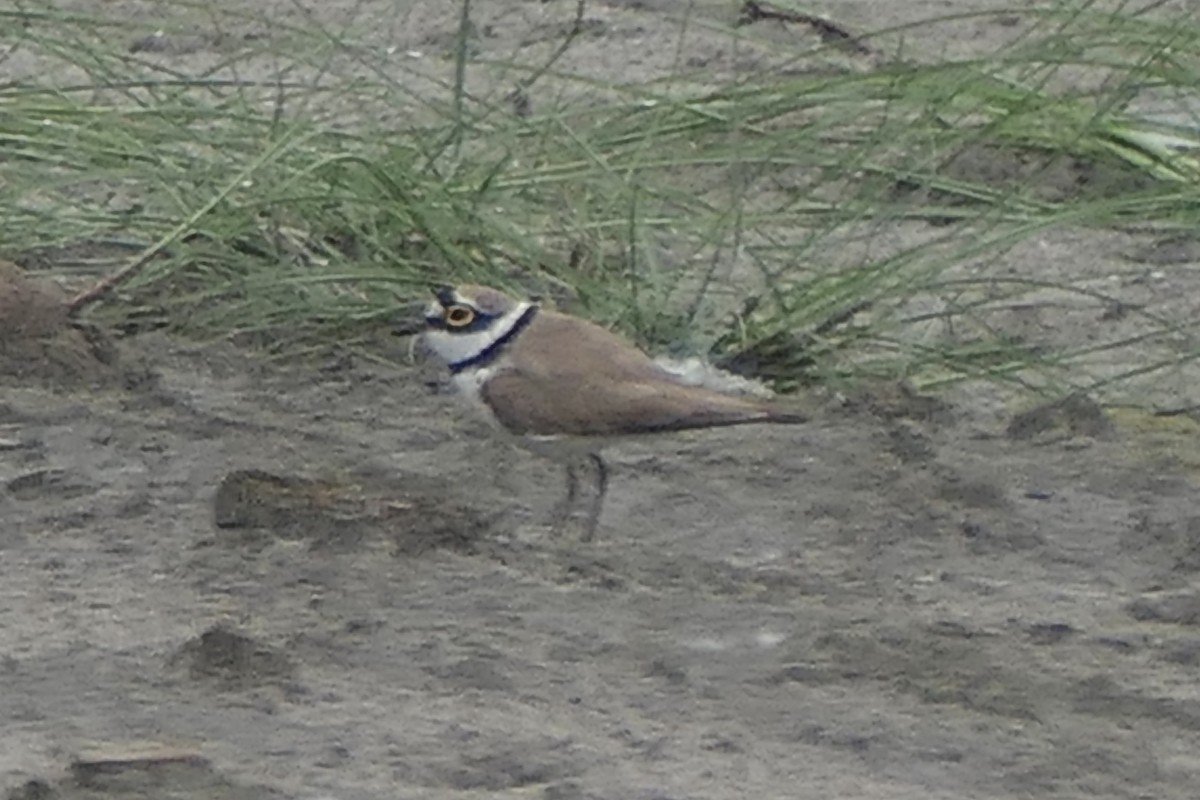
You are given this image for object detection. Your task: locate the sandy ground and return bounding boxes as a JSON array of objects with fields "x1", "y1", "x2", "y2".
[{"x1": 4, "y1": 2, "x2": 1200, "y2": 799}]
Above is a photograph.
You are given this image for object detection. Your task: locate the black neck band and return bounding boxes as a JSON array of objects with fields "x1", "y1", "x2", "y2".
[{"x1": 449, "y1": 305, "x2": 539, "y2": 374}]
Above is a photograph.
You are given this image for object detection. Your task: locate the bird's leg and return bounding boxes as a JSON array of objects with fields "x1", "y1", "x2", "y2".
[
  {"x1": 549, "y1": 461, "x2": 580, "y2": 530},
  {"x1": 581, "y1": 452, "x2": 609, "y2": 543}
]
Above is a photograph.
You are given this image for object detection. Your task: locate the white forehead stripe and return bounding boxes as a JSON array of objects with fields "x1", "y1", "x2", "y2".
[{"x1": 422, "y1": 301, "x2": 534, "y2": 368}]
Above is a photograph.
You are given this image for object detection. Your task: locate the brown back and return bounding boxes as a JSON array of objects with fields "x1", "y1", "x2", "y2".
[{"x1": 482, "y1": 311, "x2": 805, "y2": 437}]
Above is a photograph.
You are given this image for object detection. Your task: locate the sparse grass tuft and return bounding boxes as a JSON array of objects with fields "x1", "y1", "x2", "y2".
[{"x1": 2, "y1": 0, "x2": 1199, "y2": 404}]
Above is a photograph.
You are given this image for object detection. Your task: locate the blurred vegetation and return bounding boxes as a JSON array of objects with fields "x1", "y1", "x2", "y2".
[{"x1": 1, "y1": 0, "x2": 1198, "y2": 399}]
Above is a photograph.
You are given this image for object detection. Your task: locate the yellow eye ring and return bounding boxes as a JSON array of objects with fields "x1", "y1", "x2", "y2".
[{"x1": 444, "y1": 305, "x2": 475, "y2": 327}]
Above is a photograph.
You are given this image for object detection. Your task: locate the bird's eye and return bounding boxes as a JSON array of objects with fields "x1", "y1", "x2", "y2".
[{"x1": 444, "y1": 305, "x2": 475, "y2": 327}]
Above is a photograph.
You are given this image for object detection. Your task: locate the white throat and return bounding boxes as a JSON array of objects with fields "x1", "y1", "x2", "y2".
[{"x1": 422, "y1": 301, "x2": 534, "y2": 370}]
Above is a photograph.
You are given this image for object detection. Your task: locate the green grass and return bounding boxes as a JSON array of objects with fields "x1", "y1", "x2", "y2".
[{"x1": 2, "y1": 0, "x2": 1199, "y2": 402}]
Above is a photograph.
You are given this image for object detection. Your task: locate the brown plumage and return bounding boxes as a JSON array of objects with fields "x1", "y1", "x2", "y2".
[
  {"x1": 480, "y1": 309, "x2": 806, "y2": 438},
  {"x1": 420, "y1": 284, "x2": 806, "y2": 539}
]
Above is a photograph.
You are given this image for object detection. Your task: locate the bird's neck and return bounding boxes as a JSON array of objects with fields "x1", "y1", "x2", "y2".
[{"x1": 429, "y1": 302, "x2": 538, "y2": 374}]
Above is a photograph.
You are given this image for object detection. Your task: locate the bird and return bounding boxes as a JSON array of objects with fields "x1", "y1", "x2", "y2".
[{"x1": 419, "y1": 283, "x2": 807, "y2": 540}]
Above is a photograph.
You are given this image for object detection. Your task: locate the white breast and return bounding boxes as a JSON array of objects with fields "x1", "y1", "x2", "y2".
[{"x1": 450, "y1": 367, "x2": 503, "y2": 428}]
